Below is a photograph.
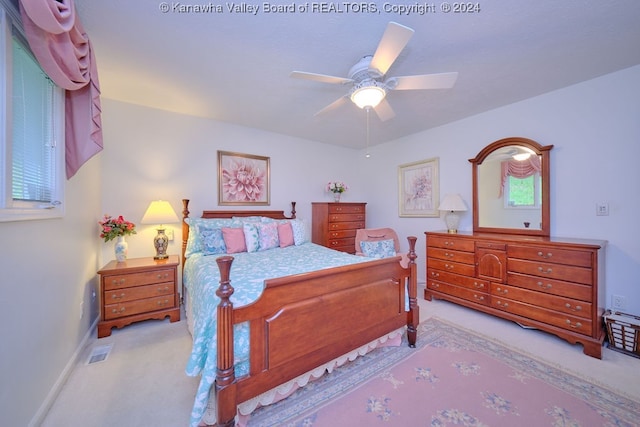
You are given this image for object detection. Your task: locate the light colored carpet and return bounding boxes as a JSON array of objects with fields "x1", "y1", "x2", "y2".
[{"x1": 42, "y1": 286, "x2": 640, "y2": 426}]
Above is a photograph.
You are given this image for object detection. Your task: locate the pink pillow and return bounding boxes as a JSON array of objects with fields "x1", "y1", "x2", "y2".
[
  {"x1": 222, "y1": 228, "x2": 246, "y2": 253},
  {"x1": 278, "y1": 222, "x2": 294, "y2": 248},
  {"x1": 257, "y1": 222, "x2": 279, "y2": 251}
]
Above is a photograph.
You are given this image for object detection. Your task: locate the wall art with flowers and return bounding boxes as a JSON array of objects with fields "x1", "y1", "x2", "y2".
[
  {"x1": 398, "y1": 157, "x2": 439, "y2": 217},
  {"x1": 218, "y1": 151, "x2": 270, "y2": 206}
]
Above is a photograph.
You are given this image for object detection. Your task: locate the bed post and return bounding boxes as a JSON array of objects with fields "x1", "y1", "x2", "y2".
[
  {"x1": 406, "y1": 236, "x2": 418, "y2": 348},
  {"x1": 181, "y1": 199, "x2": 190, "y2": 303},
  {"x1": 215, "y1": 256, "x2": 238, "y2": 427}
]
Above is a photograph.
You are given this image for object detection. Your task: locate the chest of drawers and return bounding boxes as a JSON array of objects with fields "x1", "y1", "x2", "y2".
[
  {"x1": 312, "y1": 202, "x2": 366, "y2": 253},
  {"x1": 97, "y1": 256, "x2": 180, "y2": 338},
  {"x1": 425, "y1": 231, "x2": 606, "y2": 358}
]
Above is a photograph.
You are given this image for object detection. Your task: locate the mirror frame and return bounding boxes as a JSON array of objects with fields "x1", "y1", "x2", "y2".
[{"x1": 469, "y1": 137, "x2": 553, "y2": 237}]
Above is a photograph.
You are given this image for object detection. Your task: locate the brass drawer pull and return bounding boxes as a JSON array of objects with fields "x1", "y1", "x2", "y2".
[
  {"x1": 157, "y1": 299, "x2": 169, "y2": 307},
  {"x1": 112, "y1": 278, "x2": 125, "y2": 285},
  {"x1": 566, "y1": 320, "x2": 582, "y2": 329},
  {"x1": 473, "y1": 282, "x2": 484, "y2": 289},
  {"x1": 112, "y1": 307, "x2": 126, "y2": 314},
  {"x1": 473, "y1": 294, "x2": 485, "y2": 301},
  {"x1": 112, "y1": 293, "x2": 126, "y2": 299},
  {"x1": 537, "y1": 281, "x2": 552, "y2": 289},
  {"x1": 430, "y1": 271, "x2": 440, "y2": 278},
  {"x1": 444, "y1": 264, "x2": 454, "y2": 270},
  {"x1": 537, "y1": 251, "x2": 553, "y2": 259},
  {"x1": 495, "y1": 287, "x2": 507, "y2": 294},
  {"x1": 565, "y1": 303, "x2": 582, "y2": 311},
  {"x1": 496, "y1": 300, "x2": 509, "y2": 307},
  {"x1": 444, "y1": 252, "x2": 454, "y2": 258},
  {"x1": 537, "y1": 266, "x2": 553, "y2": 274},
  {"x1": 157, "y1": 286, "x2": 169, "y2": 293},
  {"x1": 430, "y1": 282, "x2": 440, "y2": 289}
]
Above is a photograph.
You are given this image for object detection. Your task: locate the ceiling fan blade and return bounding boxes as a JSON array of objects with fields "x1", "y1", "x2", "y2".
[
  {"x1": 314, "y1": 96, "x2": 349, "y2": 117},
  {"x1": 369, "y1": 22, "x2": 414, "y2": 76},
  {"x1": 373, "y1": 98, "x2": 395, "y2": 122},
  {"x1": 290, "y1": 71, "x2": 353, "y2": 85},
  {"x1": 388, "y1": 72, "x2": 459, "y2": 90}
]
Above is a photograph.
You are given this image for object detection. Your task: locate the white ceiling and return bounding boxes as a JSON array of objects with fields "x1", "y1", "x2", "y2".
[{"x1": 74, "y1": 0, "x2": 640, "y2": 149}]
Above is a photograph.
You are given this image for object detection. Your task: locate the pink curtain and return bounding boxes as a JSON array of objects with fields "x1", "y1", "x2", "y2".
[
  {"x1": 19, "y1": 0, "x2": 103, "y2": 179},
  {"x1": 499, "y1": 156, "x2": 541, "y2": 197}
]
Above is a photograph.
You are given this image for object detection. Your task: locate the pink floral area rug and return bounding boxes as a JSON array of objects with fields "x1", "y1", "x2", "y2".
[{"x1": 247, "y1": 318, "x2": 640, "y2": 427}]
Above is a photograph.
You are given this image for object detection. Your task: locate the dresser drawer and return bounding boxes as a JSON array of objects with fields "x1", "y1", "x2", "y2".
[
  {"x1": 507, "y1": 272, "x2": 592, "y2": 301},
  {"x1": 104, "y1": 295, "x2": 176, "y2": 320},
  {"x1": 490, "y1": 296, "x2": 592, "y2": 335},
  {"x1": 329, "y1": 213, "x2": 365, "y2": 222},
  {"x1": 328, "y1": 229, "x2": 357, "y2": 239},
  {"x1": 329, "y1": 204, "x2": 365, "y2": 214},
  {"x1": 427, "y1": 258, "x2": 475, "y2": 277},
  {"x1": 427, "y1": 235, "x2": 475, "y2": 252},
  {"x1": 328, "y1": 237, "x2": 356, "y2": 250},
  {"x1": 104, "y1": 282, "x2": 175, "y2": 304},
  {"x1": 427, "y1": 247, "x2": 475, "y2": 264},
  {"x1": 328, "y1": 221, "x2": 365, "y2": 231},
  {"x1": 103, "y1": 268, "x2": 175, "y2": 290},
  {"x1": 508, "y1": 244, "x2": 593, "y2": 267},
  {"x1": 427, "y1": 280, "x2": 489, "y2": 305},
  {"x1": 508, "y1": 258, "x2": 592, "y2": 285},
  {"x1": 427, "y1": 269, "x2": 489, "y2": 292},
  {"x1": 491, "y1": 283, "x2": 592, "y2": 319}
]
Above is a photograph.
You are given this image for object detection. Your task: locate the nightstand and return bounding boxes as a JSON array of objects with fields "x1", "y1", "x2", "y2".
[{"x1": 97, "y1": 255, "x2": 180, "y2": 338}]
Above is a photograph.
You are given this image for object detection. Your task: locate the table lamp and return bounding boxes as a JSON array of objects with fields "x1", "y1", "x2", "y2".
[
  {"x1": 141, "y1": 200, "x2": 179, "y2": 259},
  {"x1": 438, "y1": 194, "x2": 467, "y2": 233}
]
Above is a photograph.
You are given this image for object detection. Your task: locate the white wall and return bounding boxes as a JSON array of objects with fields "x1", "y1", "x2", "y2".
[
  {"x1": 358, "y1": 65, "x2": 640, "y2": 314},
  {"x1": 0, "y1": 156, "x2": 101, "y2": 426}
]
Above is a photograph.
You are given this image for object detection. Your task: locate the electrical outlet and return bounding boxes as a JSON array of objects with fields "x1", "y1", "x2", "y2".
[
  {"x1": 167, "y1": 229, "x2": 174, "y2": 241},
  {"x1": 596, "y1": 202, "x2": 609, "y2": 216},
  {"x1": 612, "y1": 294, "x2": 627, "y2": 310}
]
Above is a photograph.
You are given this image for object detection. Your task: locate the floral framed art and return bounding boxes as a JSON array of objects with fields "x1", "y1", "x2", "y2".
[
  {"x1": 218, "y1": 151, "x2": 270, "y2": 205},
  {"x1": 398, "y1": 157, "x2": 439, "y2": 217}
]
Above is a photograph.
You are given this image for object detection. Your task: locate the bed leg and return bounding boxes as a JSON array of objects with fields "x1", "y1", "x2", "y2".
[{"x1": 406, "y1": 236, "x2": 418, "y2": 348}]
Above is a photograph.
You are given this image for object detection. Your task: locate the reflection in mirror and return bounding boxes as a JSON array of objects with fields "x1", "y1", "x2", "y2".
[
  {"x1": 478, "y1": 146, "x2": 542, "y2": 230},
  {"x1": 470, "y1": 137, "x2": 553, "y2": 237}
]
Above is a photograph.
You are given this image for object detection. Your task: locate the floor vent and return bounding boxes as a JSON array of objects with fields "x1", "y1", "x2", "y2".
[{"x1": 86, "y1": 344, "x2": 113, "y2": 365}]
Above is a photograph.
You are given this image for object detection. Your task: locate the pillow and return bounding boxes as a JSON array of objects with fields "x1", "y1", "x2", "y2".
[
  {"x1": 222, "y1": 227, "x2": 247, "y2": 254},
  {"x1": 184, "y1": 218, "x2": 240, "y2": 257},
  {"x1": 360, "y1": 239, "x2": 396, "y2": 259},
  {"x1": 242, "y1": 223, "x2": 260, "y2": 253},
  {"x1": 278, "y1": 222, "x2": 294, "y2": 248},
  {"x1": 257, "y1": 222, "x2": 279, "y2": 251},
  {"x1": 290, "y1": 219, "x2": 308, "y2": 245},
  {"x1": 197, "y1": 225, "x2": 226, "y2": 255}
]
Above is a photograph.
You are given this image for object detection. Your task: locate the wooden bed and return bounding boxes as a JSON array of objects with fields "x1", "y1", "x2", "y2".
[{"x1": 181, "y1": 199, "x2": 418, "y2": 426}]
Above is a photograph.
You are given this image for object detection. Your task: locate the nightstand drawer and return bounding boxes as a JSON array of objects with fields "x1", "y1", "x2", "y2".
[
  {"x1": 103, "y1": 268, "x2": 175, "y2": 290},
  {"x1": 104, "y1": 282, "x2": 174, "y2": 304},
  {"x1": 104, "y1": 295, "x2": 175, "y2": 320}
]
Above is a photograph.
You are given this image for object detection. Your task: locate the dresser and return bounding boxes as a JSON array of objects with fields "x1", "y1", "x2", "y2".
[
  {"x1": 425, "y1": 231, "x2": 606, "y2": 358},
  {"x1": 97, "y1": 256, "x2": 180, "y2": 338},
  {"x1": 312, "y1": 202, "x2": 366, "y2": 253}
]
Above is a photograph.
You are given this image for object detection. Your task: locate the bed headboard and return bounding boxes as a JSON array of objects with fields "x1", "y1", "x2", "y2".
[{"x1": 180, "y1": 199, "x2": 297, "y2": 273}]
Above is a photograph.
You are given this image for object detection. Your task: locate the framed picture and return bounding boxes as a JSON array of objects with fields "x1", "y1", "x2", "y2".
[
  {"x1": 218, "y1": 151, "x2": 270, "y2": 205},
  {"x1": 398, "y1": 157, "x2": 439, "y2": 217}
]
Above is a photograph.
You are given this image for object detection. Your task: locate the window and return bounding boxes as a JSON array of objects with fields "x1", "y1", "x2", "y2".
[
  {"x1": 505, "y1": 173, "x2": 541, "y2": 209},
  {"x1": 0, "y1": 2, "x2": 64, "y2": 222}
]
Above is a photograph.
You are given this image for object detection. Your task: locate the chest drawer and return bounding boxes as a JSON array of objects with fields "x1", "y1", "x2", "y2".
[
  {"x1": 427, "y1": 247, "x2": 475, "y2": 264},
  {"x1": 427, "y1": 279, "x2": 489, "y2": 305},
  {"x1": 104, "y1": 282, "x2": 174, "y2": 304},
  {"x1": 508, "y1": 244, "x2": 593, "y2": 267},
  {"x1": 103, "y1": 268, "x2": 175, "y2": 290},
  {"x1": 427, "y1": 257, "x2": 475, "y2": 277},
  {"x1": 491, "y1": 283, "x2": 592, "y2": 319},
  {"x1": 328, "y1": 221, "x2": 365, "y2": 231},
  {"x1": 428, "y1": 269, "x2": 489, "y2": 292},
  {"x1": 329, "y1": 204, "x2": 365, "y2": 214},
  {"x1": 104, "y1": 295, "x2": 176, "y2": 320},
  {"x1": 329, "y1": 213, "x2": 366, "y2": 222},
  {"x1": 507, "y1": 272, "x2": 592, "y2": 301},
  {"x1": 427, "y1": 235, "x2": 475, "y2": 252},
  {"x1": 507, "y1": 258, "x2": 592, "y2": 285}
]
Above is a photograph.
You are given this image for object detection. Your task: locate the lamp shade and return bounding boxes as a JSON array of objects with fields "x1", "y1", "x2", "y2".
[
  {"x1": 141, "y1": 200, "x2": 179, "y2": 225},
  {"x1": 438, "y1": 193, "x2": 467, "y2": 212}
]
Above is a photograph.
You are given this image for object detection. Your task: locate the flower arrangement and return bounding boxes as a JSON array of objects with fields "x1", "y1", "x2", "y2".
[
  {"x1": 99, "y1": 215, "x2": 137, "y2": 242},
  {"x1": 326, "y1": 181, "x2": 348, "y2": 194}
]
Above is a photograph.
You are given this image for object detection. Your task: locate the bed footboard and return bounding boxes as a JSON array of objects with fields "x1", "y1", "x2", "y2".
[{"x1": 213, "y1": 236, "x2": 418, "y2": 426}]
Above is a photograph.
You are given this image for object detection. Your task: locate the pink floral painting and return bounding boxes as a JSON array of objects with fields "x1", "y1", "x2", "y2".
[
  {"x1": 398, "y1": 157, "x2": 439, "y2": 217},
  {"x1": 218, "y1": 151, "x2": 270, "y2": 205}
]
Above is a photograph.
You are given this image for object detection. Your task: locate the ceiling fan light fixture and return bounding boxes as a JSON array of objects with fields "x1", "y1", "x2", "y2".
[{"x1": 350, "y1": 81, "x2": 386, "y2": 109}]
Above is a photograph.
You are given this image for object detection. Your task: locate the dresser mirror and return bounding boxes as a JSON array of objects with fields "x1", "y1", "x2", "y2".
[{"x1": 469, "y1": 137, "x2": 553, "y2": 236}]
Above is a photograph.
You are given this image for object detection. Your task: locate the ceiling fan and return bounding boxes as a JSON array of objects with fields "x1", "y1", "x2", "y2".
[{"x1": 290, "y1": 21, "x2": 458, "y2": 121}]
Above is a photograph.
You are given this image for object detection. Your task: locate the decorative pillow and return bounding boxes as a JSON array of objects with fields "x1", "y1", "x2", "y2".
[
  {"x1": 257, "y1": 222, "x2": 279, "y2": 251},
  {"x1": 222, "y1": 227, "x2": 247, "y2": 254},
  {"x1": 197, "y1": 225, "x2": 226, "y2": 255},
  {"x1": 290, "y1": 219, "x2": 308, "y2": 245},
  {"x1": 278, "y1": 222, "x2": 295, "y2": 248},
  {"x1": 360, "y1": 239, "x2": 396, "y2": 259},
  {"x1": 184, "y1": 218, "x2": 241, "y2": 257},
  {"x1": 242, "y1": 223, "x2": 260, "y2": 253}
]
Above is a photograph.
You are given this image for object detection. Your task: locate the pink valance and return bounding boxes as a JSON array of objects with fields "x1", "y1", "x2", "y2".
[
  {"x1": 499, "y1": 156, "x2": 541, "y2": 197},
  {"x1": 19, "y1": 0, "x2": 103, "y2": 179}
]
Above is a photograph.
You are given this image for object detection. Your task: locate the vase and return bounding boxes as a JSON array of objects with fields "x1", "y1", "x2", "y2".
[
  {"x1": 333, "y1": 193, "x2": 341, "y2": 202},
  {"x1": 114, "y1": 236, "x2": 128, "y2": 262}
]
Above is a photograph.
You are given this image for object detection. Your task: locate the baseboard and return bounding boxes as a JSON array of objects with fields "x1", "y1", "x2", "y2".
[{"x1": 28, "y1": 316, "x2": 99, "y2": 427}]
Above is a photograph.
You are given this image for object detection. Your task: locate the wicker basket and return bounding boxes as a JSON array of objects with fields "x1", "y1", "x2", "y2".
[{"x1": 604, "y1": 310, "x2": 640, "y2": 358}]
